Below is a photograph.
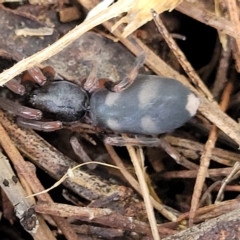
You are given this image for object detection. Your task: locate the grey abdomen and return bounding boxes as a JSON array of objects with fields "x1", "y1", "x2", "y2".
[{"x1": 90, "y1": 75, "x2": 199, "y2": 135}]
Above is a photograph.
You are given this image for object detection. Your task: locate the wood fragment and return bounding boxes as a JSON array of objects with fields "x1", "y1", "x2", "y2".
[
  {"x1": 15, "y1": 27, "x2": 54, "y2": 36},
  {"x1": 105, "y1": 144, "x2": 178, "y2": 222},
  {"x1": 59, "y1": 7, "x2": 82, "y2": 23},
  {"x1": 226, "y1": 0, "x2": 240, "y2": 71},
  {"x1": 123, "y1": 134, "x2": 160, "y2": 240},
  {"x1": 189, "y1": 81, "x2": 233, "y2": 226},
  {"x1": 35, "y1": 202, "x2": 153, "y2": 237},
  {"x1": 164, "y1": 202, "x2": 240, "y2": 239}
]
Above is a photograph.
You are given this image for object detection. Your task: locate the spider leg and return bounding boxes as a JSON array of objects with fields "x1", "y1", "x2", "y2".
[
  {"x1": 0, "y1": 98, "x2": 42, "y2": 120},
  {"x1": 4, "y1": 78, "x2": 26, "y2": 95},
  {"x1": 16, "y1": 117, "x2": 62, "y2": 132},
  {"x1": 104, "y1": 52, "x2": 146, "y2": 92},
  {"x1": 27, "y1": 67, "x2": 47, "y2": 86},
  {"x1": 83, "y1": 60, "x2": 99, "y2": 92}
]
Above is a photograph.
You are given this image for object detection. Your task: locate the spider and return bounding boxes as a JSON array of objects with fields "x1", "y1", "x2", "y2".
[{"x1": 0, "y1": 53, "x2": 199, "y2": 167}]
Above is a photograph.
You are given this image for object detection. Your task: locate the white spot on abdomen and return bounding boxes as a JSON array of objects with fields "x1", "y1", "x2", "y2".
[
  {"x1": 185, "y1": 94, "x2": 200, "y2": 116},
  {"x1": 107, "y1": 118, "x2": 121, "y2": 131},
  {"x1": 141, "y1": 115, "x2": 158, "y2": 133},
  {"x1": 105, "y1": 92, "x2": 121, "y2": 106},
  {"x1": 138, "y1": 81, "x2": 159, "y2": 109}
]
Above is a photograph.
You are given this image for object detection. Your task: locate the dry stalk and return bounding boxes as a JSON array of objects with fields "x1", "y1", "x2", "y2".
[
  {"x1": 189, "y1": 81, "x2": 233, "y2": 226},
  {"x1": 212, "y1": 38, "x2": 231, "y2": 99},
  {"x1": 166, "y1": 136, "x2": 240, "y2": 166},
  {"x1": 226, "y1": 0, "x2": 240, "y2": 71},
  {"x1": 178, "y1": 198, "x2": 240, "y2": 223},
  {"x1": 35, "y1": 202, "x2": 153, "y2": 237},
  {"x1": 105, "y1": 144, "x2": 177, "y2": 222},
  {"x1": 122, "y1": 134, "x2": 160, "y2": 240}
]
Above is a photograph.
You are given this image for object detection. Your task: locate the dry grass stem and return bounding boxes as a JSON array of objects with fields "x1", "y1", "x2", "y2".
[
  {"x1": 226, "y1": 0, "x2": 240, "y2": 71},
  {"x1": 189, "y1": 81, "x2": 233, "y2": 226},
  {"x1": 123, "y1": 142, "x2": 160, "y2": 240},
  {"x1": 105, "y1": 144, "x2": 177, "y2": 222}
]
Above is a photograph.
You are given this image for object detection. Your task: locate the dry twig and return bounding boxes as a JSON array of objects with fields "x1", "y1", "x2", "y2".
[
  {"x1": 165, "y1": 136, "x2": 240, "y2": 166},
  {"x1": 25, "y1": 162, "x2": 81, "y2": 240},
  {"x1": 189, "y1": 81, "x2": 233, "y2": 226},
  {"x1": 105, "y1": 144, "x2": 177, "y2": 222},
  {"x1": 123, "y1": 134, "x2": 160, "y2": 240},
  {"x1": 35, "y1": 202, "x2": 153, "y2": 237},
  {"x1": 226, "y1": 0, "x2": 240, "y2": 71},
  {"x1": 212, "y1": 38, "x2": 231, "y2": 99}
]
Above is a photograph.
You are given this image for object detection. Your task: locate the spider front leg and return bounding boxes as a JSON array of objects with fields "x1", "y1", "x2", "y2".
[
  {"x1": 3, "y1": 66, "x2": 46, "y2": 95},
  {"x1": 104, "y1": 52, "x2": 146, "y2": 92},
  {"x1": 0, "y1": 47, "x2": 47, "y2": 89},
  {"x1": 83, "y1": 60, "x2": 99, "y2": 92},
  {"x1": 83, "y1": 53, "x2": 145, "y2": 93},
  {"x1": 4, "y1": 78, "x2": 26, "y2": 95},
  {"x1": 27, "y1": 67, "x2": 47, "y2": 86}
]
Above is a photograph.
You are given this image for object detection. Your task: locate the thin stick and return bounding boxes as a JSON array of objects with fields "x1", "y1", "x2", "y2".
[
  {"x1": 24, "y1": 162, "x2": 81, "y2": 240},
  {"x1": 189, "y1": 81, "x2": 233, "y2": 226},
  {"x1": 215, "y1": 161, "x2": 240, "y2": 202},
  {"x1": 226, "y1": 0, "x2": 240, "y2": 71},
  {"x1": 123, "y1": 134, "x2": 160, "y2": 240},
  {"x1": 105, "y1": 144, "x2": 177, "y2": 222},
  {"x1": 212, "y1": 39, "x2": 231, "y2": 99}
]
